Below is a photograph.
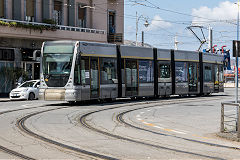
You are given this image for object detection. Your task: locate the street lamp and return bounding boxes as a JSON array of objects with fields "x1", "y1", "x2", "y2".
[
  {"x1": 80, "y1": 6, "x2": 95, "y2": 9},
  {"x1": 234, "y1": 1, "x2": 240, "y2": 103},
  {"x1": 136, "y1": 12, "x2": 150, "y2": 46},
  {"x1": 234, "y1": 0, "x2": 240, "y2": 130}
]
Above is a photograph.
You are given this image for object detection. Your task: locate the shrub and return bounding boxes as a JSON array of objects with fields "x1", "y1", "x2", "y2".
[{"x1": 0, "y1": 20, "x2": 57, "y2": 33}]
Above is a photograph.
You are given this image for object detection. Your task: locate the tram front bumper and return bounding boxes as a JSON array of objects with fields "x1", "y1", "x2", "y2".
[{"x1": 40, "y1": 89, "x2": 66, "y2": 101}]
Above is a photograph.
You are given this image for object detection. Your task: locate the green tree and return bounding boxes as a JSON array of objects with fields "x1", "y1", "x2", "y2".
[{"x1": 0, "y1": 67, "x2": 28, "y2": 92}]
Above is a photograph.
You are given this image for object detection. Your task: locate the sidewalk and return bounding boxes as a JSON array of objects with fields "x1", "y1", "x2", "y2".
[
  {"x1": 224, "y1": 83, "x2": 236, "y2": 88},
  {"x1": 0, "y1": 98, "x2": 10, "y2": 102},
  {"x1": 217, "y1": 132, "x2": 240, "y2": 142}
]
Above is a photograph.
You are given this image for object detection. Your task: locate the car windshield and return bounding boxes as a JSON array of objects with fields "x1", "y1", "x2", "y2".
[{"x1": 19, "y1": 81, "x2": 36, "y2": 88}]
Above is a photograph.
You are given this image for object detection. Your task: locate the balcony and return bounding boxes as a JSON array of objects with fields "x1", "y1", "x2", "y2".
[
  {"x1": 0, "y1": 18, "x2": 107, "y2": 43},
  {"x1": 108, "y1": 33, "x2": 123, "y2": 43}
]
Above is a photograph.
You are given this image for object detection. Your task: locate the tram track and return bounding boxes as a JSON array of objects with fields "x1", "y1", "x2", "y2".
[
  {"x1": 0, "y1": 103, "x2": 94, "y2": 160},
  {"x1": 117, "y1": 106, "x2": 240, "y2": 151},
  {"x1": 16, "y1": 106, "x2": 119, "y2": 160},
  {"x1": 0, "y1": 104, "x2": 54, "y2": 160},
  {"x1": 0, "y1": 95, "x2": 228, "y2": 159},
  {"x1": 79, "y1": 96, "x2": 230, "y2": 160},
  {"x1": 0, "y1": 99, "x2": 165, "y2": 159},
  {"x1": 0, "y1": 97, "x2": 204, "y2": 159},
  {"x1": 0, "y1": 145, "x2": 35, "y2": 160}
]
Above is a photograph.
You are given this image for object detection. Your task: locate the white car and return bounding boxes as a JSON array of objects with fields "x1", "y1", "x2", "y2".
[{"x1": 9, "y1": 80, "x2": 40, "y2": 100}]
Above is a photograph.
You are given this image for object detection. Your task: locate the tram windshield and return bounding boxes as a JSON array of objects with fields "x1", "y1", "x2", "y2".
[{"x1": 42, "y1": 43, "x2": 75, "y2": 87}]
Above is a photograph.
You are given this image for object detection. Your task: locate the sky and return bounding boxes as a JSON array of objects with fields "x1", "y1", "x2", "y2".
[{"x1": 124, "y1": 0, "x2": 240, "y2": 52}]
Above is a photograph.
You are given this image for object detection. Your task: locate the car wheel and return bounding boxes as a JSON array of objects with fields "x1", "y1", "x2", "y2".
[{"x1": 28, "y1": 92, "x2": 35, "y2": 100}]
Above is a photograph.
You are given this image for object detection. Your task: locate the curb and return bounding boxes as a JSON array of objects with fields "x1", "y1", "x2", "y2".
[
  {"x1": 0, "y1": 99, "x2": 10, "y2": 102},
  {"x1": 216, "y1": 132, "x2": 240, "y2": 142}
]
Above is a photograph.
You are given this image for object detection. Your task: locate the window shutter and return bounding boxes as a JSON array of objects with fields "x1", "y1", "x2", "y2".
[
  {"x1": 26, "y1": 0, "x2": 34, "y2": 17},
  {"x1": 78, "y1": 6, "x2": 85, "y2": 20},
  {"x1": 0, "y1": 0, "x2": 4, "y2": 17},
  {"x1": 54, "y1": 1, "x2": 62, "y2": 11}
]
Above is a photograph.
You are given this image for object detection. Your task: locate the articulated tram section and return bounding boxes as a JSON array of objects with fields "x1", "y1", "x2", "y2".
[{"x1": 39, "y1": 41, "x2": 224, "y2": 102}]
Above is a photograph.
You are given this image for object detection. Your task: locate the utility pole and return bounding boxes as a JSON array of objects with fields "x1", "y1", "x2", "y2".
[
  {"x1": 142, "y1": 31, "x2": 144, "y2": 47},
  {"x1": 236, "y1": 0, "x2": 239, "y2": 104},
  {"x1": 135, "y1": 12, "x2": 150, "y2": 47},
  {"x1": 136, "y1": 12, "x2": 138, "y2": 46},
  {"x1": 174, "y1": 35, "x2": 179, "y2": 50},
  {"x1": 208, "y1": 26, "x2": 213, "y2": 53}
]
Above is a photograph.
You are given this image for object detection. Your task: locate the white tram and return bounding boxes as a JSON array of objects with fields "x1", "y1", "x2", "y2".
[{"x1": 39, "y1": 41, "x2": 224, "y2": 102}]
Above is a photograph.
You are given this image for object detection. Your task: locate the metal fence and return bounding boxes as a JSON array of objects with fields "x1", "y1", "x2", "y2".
[
  {"x1": 0, "y1": 18, "x2": 106, "y2": 35},
  {"x1": 108, "y1": 33, "x2": 123, "y2": 43},
  {"x1": 221, "y1": 101, "x2": 240, "y2": 138}
]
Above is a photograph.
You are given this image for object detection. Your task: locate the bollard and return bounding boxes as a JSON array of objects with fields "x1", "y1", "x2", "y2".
[
  {"x1": 221, "y1": 103, "x2": 224, "y2": 133},
  {"x1": 238, "y1": 104, "x2": 240, "y2": 138}
]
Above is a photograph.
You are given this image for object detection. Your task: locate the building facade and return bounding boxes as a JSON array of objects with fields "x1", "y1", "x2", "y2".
[{"x1": 0, "y1": 0, "x2": 124, "y2": 96}]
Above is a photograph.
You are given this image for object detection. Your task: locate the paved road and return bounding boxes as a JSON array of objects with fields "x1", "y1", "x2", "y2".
[{"x1": 0, "y1": 88, "x2": 239, "y2": 159}]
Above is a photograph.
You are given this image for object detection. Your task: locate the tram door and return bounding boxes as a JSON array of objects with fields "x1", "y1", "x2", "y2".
[
  {"x1": 90, "y1": 58, "x2": 99, "y2": 99},
  {"x1": 125, "y1": 59, "x2": 138, "y2": 96},
  {"x1": 188, "y1": 63, "x2": 198, "y2": 92},
  {"x1": 214, "y1": 65, "x2": 219, "y2": 92}
]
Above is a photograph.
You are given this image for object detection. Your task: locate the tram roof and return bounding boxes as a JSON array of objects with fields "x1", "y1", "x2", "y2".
[{"x1": 44, "y1": 40, "x2": 77, "y2": 45}]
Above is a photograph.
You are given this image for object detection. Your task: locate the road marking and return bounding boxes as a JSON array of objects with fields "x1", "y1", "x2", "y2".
[
  {"x1": 192, "y1": 134, "x2": 209, "y2": 139},
  {"x1": 21, "y1": 104, "x2": 32, "y2": 107},
  {"x1": 225, "y1": 110, "x2": 235, "y2": 113},
  {"x1": 141, "y1": 121, "x2": 188, "y2": 135},
  {"x1": 137, "y1": 118, "x2": 142, "y2": 121},
  {"x1": 136, "y1": 115, "x2": 141, "y2": 118},
  {"x1": 140, "y1": 112, "x2": 145, "y2": 114},
  {"x1": 153, "y1": 126, "x2": 164, "y2": 129},
  {"x1": 171, "y1": 130, "x2": 187, "y2": 134},
  {"x1": 146, "y1": 123, "x2": 155, "y2": 127},
  {"x1": 147, "y1": 110, "x2": 151, "y2": 112},
  {"x1": 143, "y1": 122, "x2": 150, "y2": 125}
]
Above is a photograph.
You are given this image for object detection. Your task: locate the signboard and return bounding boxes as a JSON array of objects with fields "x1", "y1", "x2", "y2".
[
  {"x1": 233, "y1": 40, "x2": 240, "y2": 57},
  {"x1": 44, "y1": 45, "x2": 74, "y2": 54}
]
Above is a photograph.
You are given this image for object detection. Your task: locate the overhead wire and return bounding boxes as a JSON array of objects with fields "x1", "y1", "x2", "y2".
[{"x1": 131, "y1": 0, "x2": 237, "y2": 25}]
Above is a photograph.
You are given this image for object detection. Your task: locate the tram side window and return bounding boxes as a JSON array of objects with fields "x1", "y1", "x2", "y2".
[
  {"x1": 81, "y1": 57, "x2": 90, "y2": 85},
  {"x1": 100, "y1": 58, "x2": 117, "y2": 84},
  {"x1": 74, "y1": 57, "x2": 90, "y2": 85},
  {"x1": 219, "y1": 65, "x2": 223, "y2": 82},
  {"x1": 121, "y1": 59, "x2": 125, "y2": 83},
  {"x1": 175, "y1": 62, "x2": 187, "y2": 82},
  {"x1": 74, "y1": 62, "x2": 81, "y2": 85},
  {"x1": 214, "y1": 65, "x2": 219, "y2": 84},
  {"x1": 158, "y1": 63, "x2": 171, "y2": 82},
  {"x1": 139, "y1": 60, "x2": 154, "y2": 83},
  {"x1": 204, "y1": 65, "x2": 212, "y2": 82}
]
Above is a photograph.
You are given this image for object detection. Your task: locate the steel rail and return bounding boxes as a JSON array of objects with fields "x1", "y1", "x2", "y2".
[
  {"x1": 116, "y1": 105, "x2": 240, "y2": 151},
  {"x1": 0, "y1": 145, "x2": 35, "y2": 160},
  {"x1": 0, "y1": 95, "x2": 225, "y2": 159},
  {"x1": 16, "y1": 106, "x2": 118, "y2": 160},
  {"x1": 0, "y1": 104, "x2": 55, "y2": 160},
  {"x1": 79, "y1": 97, "x2": 227, "y2": 160}
]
